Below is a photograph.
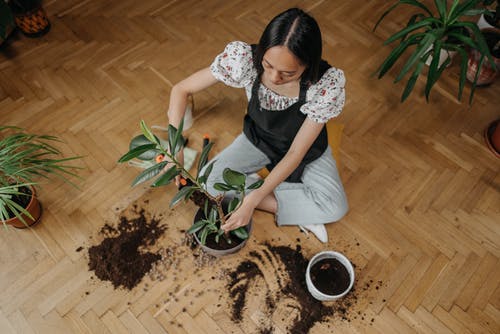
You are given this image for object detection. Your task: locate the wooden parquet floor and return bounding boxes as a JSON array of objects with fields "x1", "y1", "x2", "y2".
[{"x1": 1, "y1": 0, "x2": 499, "y2": 333}]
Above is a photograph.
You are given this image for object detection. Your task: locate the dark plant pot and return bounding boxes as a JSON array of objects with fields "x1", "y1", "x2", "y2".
[
  {"x1": 466, "y1": 28, "x2": 500, "y2": 86},
  {"x1": 484, "y1": 119, "x2": 500, "y2": 158},
  {"x1": 4, "y1": 186, "x2": 42, "y2": 228},
  {"x1": 192, "y1": 199, "x2": 252, "y2": 257},
  {"x1": 305, "y1": 251, "x2": 355, "y2": 301},
  {"x1": 13, "y1": 5, "x2": 50, "y2": 37}
]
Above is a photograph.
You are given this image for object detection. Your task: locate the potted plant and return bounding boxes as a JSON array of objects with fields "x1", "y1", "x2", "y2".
[
  {"x1": 484, "y1": 118, "x2": 500, "y2": 157},
  {"x1": 8, "y1": 0, "x2": 50, "y2": 37},
  {"x1": 118, "y1": 120, "x2": 263, "y2": 256},
  {"x1": 0, "y1": 0, "x2": 15, "y2": 42},
  {"x1": 0, "y1": 126, "x2": 82, "y2": 228},
  {"x1": 373, "y1": 0, "x2": 496, "y2": 104},
  {"x1": 466, "y1": 27, "x2": 500, "y2": 85},
  {"x1": 478, "y1": 0, "x2": 499, "y2": 28},
  {"x1": 305, "y1": 250, "x2": 355, "y2": 301}
]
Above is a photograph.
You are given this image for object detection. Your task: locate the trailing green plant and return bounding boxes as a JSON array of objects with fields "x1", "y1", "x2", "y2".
[
  {"x1": 0, "y1": 0, "x2": 14, "y2": 40},
  {"x1": 118, "y1": 120, "x2": 264, "y2": 246},
  {"x1": 0, "y1": 126, "x2": 83, "y2": 226},
  {"x1": 373, "y1": 0, "x2": 496, "y2": 104}
]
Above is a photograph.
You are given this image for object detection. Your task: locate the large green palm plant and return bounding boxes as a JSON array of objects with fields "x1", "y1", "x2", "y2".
[
  {"x1": 374, "y1": 0, "x2": 496, "y2": 103},
  {"x1": 0, "y1": 126, "x2": 82, "y2": 226}
]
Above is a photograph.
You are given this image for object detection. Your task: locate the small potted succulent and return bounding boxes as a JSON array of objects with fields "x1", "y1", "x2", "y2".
[
  {"x1": 373, "y1": 0, "x2": 495, "y2": 104},
  {"x1": 118, "y1": 120, "x2": 263, "y2": 256},
  {"x1": 305, "y1": 251, "x2": 355, "y2": 301},
  {"x1": 0, "y1": 126, "x2": 82, "y2": 228}
]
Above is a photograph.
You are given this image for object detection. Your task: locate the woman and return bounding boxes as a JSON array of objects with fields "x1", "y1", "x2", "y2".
[{"x1": 167, "y1": 8, "x2": 348, "y2": 243}]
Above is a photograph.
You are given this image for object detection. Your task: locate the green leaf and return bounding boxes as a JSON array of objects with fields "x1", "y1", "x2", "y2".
[
  {"x1": 231, "y1": 227, "x2": 249, "y2": 240},
  {"x1": 196, "y1": 142, "x2": 214, "y2": 178},
  {"x1": 213, "y1": 183, "x2": 233, "y2": 191},
  {"x1": 140, "y1": 120, "x2": 159, "y2": 146},
  {"x1": 187, "y1": 220, "x2": 208, "y2": 234},
  {"x1": 384, "y1": 18, "x2": 437, "y2": 45},
  {"x1": 151, "y1": 166, "x2": 179, "y2": 187},
  {"x1": 452, "y1": 0, "x2": 483, "y2": 22},
  {"x1": 1, "y1": 197, "x2": 34, "y2": 225},
  {"x1": 395, "y1": 33, "x2": 436, "y2": 83},
  {"x1": 247, "y1": 179, "x2": 264, "y2": 190},
  {"x1": 402, "y1": 13, "x2": 426, "y2": 41},
  {"x1": 446, "y1": 0, "x2": 461, "y2": 22},
  {"x1": 168, "y1": 118, "x2": 185, "y2": 156},
  {"x1": 118, "y1": 143, "x2": 157, "y2": 163},
  {"x1": 203, "y1": 199, "x2": 209, "y2": 218},
  {"x1": 373, "y1": 1, "x2": 402, "y2": 32},
  {"x1": 425, "y1": 40, "x2": 443, "y2": 100},
  {"x1": 401, "y1": 59, "x2": 425, "y2": 102},
  {"x1": 209, "y1": 207, "x2": 218, "y2": 222},
  {"x1": 455, "y1": 48, "x2": 468, "y2": 102},
  {"x1": 131, "y1": 161, "x2": 168, "y2": 186},
  {"x1": 373, "y1": 0, "x2": 433, "y2": 32},
  {"x1": 434, "y1": 0, "x2": 447, "y2": 21},
  {"x1": 199, "y1": 160, "x2": 215, "y2": 185},
  {"x1": 222, "y1": 168, "x2": 246, "y2": 187},
  {"x1": 199, "y1": 227, "x2": 209, "y2": 245},
  {"x1": 228, "y1": 197, "x2": 240, "y2": 213},
  {"x1": 376, "y1": 34, "x2": 422, "y2": 78},
  {"x1": 170, "y1": 186, "x2": 193, "y2": 208}
]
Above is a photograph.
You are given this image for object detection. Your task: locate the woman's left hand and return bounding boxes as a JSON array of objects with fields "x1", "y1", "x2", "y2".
[{"x1": 221, "y1": 201, "x2": 255, "y2": 233}]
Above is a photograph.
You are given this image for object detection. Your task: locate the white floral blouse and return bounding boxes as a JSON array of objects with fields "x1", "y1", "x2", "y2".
[{"x1": 209, "y1": 41, "x2": 346, "y2": 123}]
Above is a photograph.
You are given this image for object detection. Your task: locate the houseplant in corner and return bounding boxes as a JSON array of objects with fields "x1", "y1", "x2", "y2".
[
  {"x1": 118, "y1": 120, "x2": 263, "y2": 256},
  {"x1": 0, "y1": 126, "x2": 82, "y2": 228},
  {"x1": 373, "y1": 0, "x2": 495, "y2": 104}
]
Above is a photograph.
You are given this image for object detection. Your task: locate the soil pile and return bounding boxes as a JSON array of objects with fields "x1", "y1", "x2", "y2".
[{"x1": 88, "y1": 207, "x2": 166, "y2": 290}]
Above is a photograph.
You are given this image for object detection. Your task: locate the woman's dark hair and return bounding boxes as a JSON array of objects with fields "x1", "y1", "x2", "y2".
[{"x1": 254, "y1": 8, "x2": 323, "y2": 84}]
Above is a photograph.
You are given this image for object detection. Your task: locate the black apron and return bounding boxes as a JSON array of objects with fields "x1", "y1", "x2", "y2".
[{"x1": 243, "y1": 60, "x2": 330, "y2": 183}]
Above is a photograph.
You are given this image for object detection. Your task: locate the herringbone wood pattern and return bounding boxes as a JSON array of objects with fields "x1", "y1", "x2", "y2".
[{"x1": 1, "y1": 0, "x2": 499, "y2": 333}]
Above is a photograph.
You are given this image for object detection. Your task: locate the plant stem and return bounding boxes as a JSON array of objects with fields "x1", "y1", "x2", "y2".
[{"x1": 162, "y1": 148, "x2": 228, "y2": 224}]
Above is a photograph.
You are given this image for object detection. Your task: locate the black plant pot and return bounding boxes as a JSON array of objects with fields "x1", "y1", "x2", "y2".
[{"x1": 192, "y1": 198, "x2": 252, "y2": 257}]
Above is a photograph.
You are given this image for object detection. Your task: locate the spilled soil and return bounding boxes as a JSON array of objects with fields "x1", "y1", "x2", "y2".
[
  {"x1": 226, "y1": 242, "x2": 360, "y2": 334},
  {"x1": 87, "y1": 205, "x2": 167, "y2": 290}
]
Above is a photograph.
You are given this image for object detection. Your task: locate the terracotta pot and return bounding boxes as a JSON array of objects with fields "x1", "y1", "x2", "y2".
[
  {"x1": 14, "y1": 6, "x2": 50, "y2": 37},
  {"x1": 466, "y1": 28, "x2": 500, "y2": 86},
  {"x1": 305, "y1": 251, "x2": 355, "y2": 301},
  {"x1": 484, "y1": 119, "x2": 500, "y2": 158},
  {"x1": 4, "y1": 186, "x2": 42, "y2": 228}
]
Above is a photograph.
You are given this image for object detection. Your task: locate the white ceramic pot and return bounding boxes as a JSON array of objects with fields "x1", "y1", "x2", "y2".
[
  {"x1": 424, "y1": 48, "x2": 456, "y2": 67},
  {"x1": 305, "y1": 251, "x2": 355, "y2": 301},
  {"x1": 477, "y1": 13, "x2": 497, "y2": 30}
]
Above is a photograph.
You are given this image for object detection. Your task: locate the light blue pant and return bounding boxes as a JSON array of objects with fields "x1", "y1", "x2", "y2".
[{"x1": 202, "y1": 133, "x2": 348, "y2": 226}]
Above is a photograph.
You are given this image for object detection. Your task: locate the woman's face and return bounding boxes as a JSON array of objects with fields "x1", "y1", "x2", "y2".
[{"x1": 262, "y1": 46, "x2": 306, "y2": 85}]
